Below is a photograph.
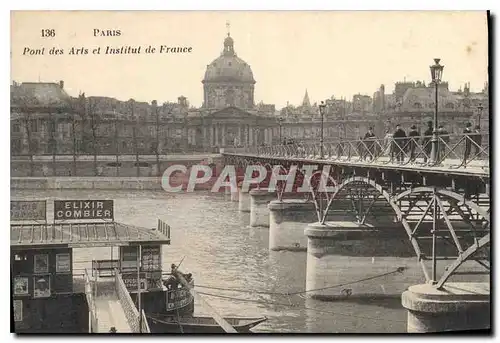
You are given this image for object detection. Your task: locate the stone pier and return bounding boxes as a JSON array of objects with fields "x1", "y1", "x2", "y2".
[
  {"x1": 402, "y1": 282, "x2": 490, "y2": 333},
  {"x1": 268, "y1": 199, "x2": 317, "y2": 251},
  {"x1": 304, "y1": 221, "x2": 425, "y2": 300},
  {"x1": 238, "y1": 188, "x2": 251, "y2": 212},
  {"x1": 249, "y1": 188, "x2": 276, "y2": 227},
  {"x1": 225, "y1": 185, "x2": 239, "y2": 202}
]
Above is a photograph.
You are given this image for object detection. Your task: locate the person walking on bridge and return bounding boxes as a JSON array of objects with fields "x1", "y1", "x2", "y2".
[
  {"x1": 363, "y1": 127, "x2": 376, "y2": 161},
  {"x1": 408, "y1": 125, "x2": 420, "y2": 162},
  {"x1": 422, "y1": 121, "x2": 433, "y2": 163},
  {"x1": 393, "y1": 124, "x2": 407, "y2": 163},
  {"x1": 462, "y1": 122, "x2": 473, "y2": 164}
]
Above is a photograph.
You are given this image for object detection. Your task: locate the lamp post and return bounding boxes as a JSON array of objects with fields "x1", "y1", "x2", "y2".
[
  {"x1": 278, "y1": 117, "x2": 284, "y2": 144},
  {"x1": 319, "y1": 101, "x2": 327, "y2": 159},
  {"x1": 477, "y1": 103, "x2": 483, "y2": 130},
  {"x1": 429, "y1": 58, "x2": 444, "y2": 165}
]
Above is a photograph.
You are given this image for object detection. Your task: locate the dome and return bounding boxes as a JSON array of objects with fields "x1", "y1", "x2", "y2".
[
  {"x1": 203, "y1": 55, "x2": 255, "y2": 83},
  {"x1": 202, "y1": 34, "x2": 255, "y2": 84}
]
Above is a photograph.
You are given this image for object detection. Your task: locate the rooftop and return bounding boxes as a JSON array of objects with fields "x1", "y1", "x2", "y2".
[{"x1": 10, "y1": 221, "x2": 171, "y2": 248}]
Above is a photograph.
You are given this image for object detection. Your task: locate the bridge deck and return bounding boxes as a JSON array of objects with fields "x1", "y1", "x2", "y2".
[
  {"x1": 229, "y1": 153, "x2": 489, "y2": 177},
  {"x1": 94, "y1": 280, "x2": 132, "y2": 333},
  {"x1": 95, "y1": 297, "x2": 132, "y2": 333}
]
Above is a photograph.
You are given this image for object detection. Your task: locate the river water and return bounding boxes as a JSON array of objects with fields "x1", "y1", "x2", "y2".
[{"x1": 12, "y1": 189, "x2": 409, "y2": 333}]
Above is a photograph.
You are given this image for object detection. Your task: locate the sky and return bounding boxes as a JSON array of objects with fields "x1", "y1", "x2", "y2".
[{"x1": 11, "y1": 11, "x2": 488, "y2": 109}]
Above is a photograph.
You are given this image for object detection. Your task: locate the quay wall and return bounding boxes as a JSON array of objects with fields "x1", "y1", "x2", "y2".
[{"x1": 11, "y1": 154, "x2": 223, "y2": 178}]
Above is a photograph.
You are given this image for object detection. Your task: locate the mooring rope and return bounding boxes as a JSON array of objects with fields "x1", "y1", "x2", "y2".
[
  {"x1": 195, "y1": 267, "x2": 407, "y2": 296},
  {"x1": 194, "y1": 291, "x2": 407, "y2": 323}
]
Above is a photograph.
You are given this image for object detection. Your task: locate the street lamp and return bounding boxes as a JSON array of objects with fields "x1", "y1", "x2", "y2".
[
  {"x1": 429, "y1": 58, "x2": 444, "y2": 165},
  {"x1": 319, "y1": 101, "x2": 327, "y2": 159},
  {"x1": 278, "y1": 117, "x2": 284, "y2": 144},
  {"x1": 477, "y1": 103, "x2": 483, "y2": 130}
]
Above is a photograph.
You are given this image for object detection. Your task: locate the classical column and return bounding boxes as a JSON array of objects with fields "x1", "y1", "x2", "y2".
[
  {"x1": 238, "y1": 125, "x2": 242, "y2": 146},
  {"x1": 203, "y1": 126, "x2": 207, "y2": 148},
  {"x1": 249, "y1": 126, "x2": 253, "y2": 146},
  {"x1": 215, "y1": 124, "x2": 219, "y2": 146},
  {"x1": 222, "y1": 124, "x2": 226, "y2": 147}
]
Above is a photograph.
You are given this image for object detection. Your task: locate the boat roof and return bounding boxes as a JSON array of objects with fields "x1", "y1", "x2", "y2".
[{"x1": 10, "y1": 221, "x2": 170, "y2": 249}]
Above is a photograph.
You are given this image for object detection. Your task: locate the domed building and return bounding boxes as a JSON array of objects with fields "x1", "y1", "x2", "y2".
[
  {"x1": 194, "y1": 30, "x2": 277, "y2": 149},
  {"x1": 202, "y1": 33, "x2": 256, "y2": 109}
]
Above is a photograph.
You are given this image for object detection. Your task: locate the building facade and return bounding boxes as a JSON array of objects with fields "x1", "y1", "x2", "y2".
[{"x1": 10, "y1": 31, "x2": 489, "y2": 156}]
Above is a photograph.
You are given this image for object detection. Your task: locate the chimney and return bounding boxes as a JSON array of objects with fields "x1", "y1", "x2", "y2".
[{"x1": 59, "y1": 80, "x2": 64, "y2": 89}]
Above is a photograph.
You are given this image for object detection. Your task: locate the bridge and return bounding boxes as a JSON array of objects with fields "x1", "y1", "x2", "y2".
[{"x1": 221, "y1": 132, "x2": 490, "y2": 332}]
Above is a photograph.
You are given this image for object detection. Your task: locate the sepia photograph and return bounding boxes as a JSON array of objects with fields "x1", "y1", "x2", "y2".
[{"x1": 9, "y1": 10, "x2": 490, "y2": 334}]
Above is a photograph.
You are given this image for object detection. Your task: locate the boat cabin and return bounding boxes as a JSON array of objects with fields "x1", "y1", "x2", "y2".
[{"x1": 10, "y1": 199, "x2": 180, "y2": 333}]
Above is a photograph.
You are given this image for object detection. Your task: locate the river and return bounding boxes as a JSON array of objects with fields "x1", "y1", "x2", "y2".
[{"x1": 12, "y1": 189, "x2": 409, "y2": 333}]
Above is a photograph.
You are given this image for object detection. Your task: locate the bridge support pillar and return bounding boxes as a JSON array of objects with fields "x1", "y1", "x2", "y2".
[
  {"x1": 304, "y1": 221, "x2": 422, "y2": 300},
  {"x1": 249, "y1": 188, "x2": 276, "y2": 227},
  {"x1": 238, "y1": 188, "x2": 251, "y2": 212},
  {"x1": 401, "y1": 282, "x2": 490, "y2": 333},
  {"x1": 268, "y1": 200, "x2": 317, "y2": 251},
  {"x1": 224, "y1": 186, "x2": 239, "y2": 202}
]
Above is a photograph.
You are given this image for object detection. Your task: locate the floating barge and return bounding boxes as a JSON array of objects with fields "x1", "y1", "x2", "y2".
[{"x1": 11, "y1": 199, "x2": 194, "y2": 333}]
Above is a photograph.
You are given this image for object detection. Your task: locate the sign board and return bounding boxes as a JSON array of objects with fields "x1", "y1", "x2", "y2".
[
  {"x1": 10, "y1": 201, "x2": 46, "y2": 221},
  {"x1": 166, "y1": 288, "x2": 192, "y2": 310},
  {"x1": 141, "y1": 245, "x2": 161, "y2": 271},
  {"x1": 53, "y1": 200, "x2": 114, "y2": 221},
  {"x1": 56, "y1": 253, "x2": 71, "y2": 273},
  {"x1": 122, "y1": 273, "x2": 147, "y2": 292}
]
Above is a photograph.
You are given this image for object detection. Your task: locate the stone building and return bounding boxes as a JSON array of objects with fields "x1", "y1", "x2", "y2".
[{"x1": 10, "y1": 28, "x2": 489, "y2": 156}]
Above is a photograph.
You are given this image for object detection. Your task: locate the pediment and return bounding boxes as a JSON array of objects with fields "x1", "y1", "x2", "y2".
[{"x1": 207, "y1": 106, "x2": 254, "y2": 119}]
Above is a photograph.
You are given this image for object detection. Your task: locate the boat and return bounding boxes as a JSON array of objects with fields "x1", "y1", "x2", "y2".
[
  {"x1": 146, "y1": 315, "x2": 267, "y2": 333},
  {"x1": 11, "y1": 198, "x2": 265, "y2": 333}
]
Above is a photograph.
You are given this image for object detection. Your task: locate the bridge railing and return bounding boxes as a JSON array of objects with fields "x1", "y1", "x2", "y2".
[
  {"x1": 234, "y1": 132, "x2": 489, "y2": 170},
  {"x1": 84, "y1": 269, "x2": 98, "y2": 333},
  {"x1": 114, "y1": 270, "x2": 150, "y2": 333}
]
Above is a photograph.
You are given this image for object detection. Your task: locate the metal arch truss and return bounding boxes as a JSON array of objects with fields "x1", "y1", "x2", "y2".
[{"x1": 321, "y1": 176, "x2": 490, "y2": 289}]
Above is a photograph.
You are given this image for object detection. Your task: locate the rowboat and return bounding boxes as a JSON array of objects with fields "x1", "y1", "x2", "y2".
[{"x1": 147, "y1": 315, "x2": 267, "y2": 333}]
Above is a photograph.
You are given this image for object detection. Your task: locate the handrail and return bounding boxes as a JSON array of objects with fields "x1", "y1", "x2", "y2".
[
  {"x1": 84, "y1": 269, "x2": 98, "y2": 333},
  {"x1": 227, "y1": 132, "x2": 489, "y2": 171},
  {"x1": 141, "y1": 309, "x2": 151, "y2": 333},
  {"x1": 114, "y1": 269, "x2": 148, "y2": 333}
]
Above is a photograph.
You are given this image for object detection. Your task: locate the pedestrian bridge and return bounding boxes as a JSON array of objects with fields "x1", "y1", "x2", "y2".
[
  {"x1": 221, "y1": 132, "x2": 490, "y2": 290},
  {"x1": 83, "y1": 269, "x2": 150, "y2": 333}
]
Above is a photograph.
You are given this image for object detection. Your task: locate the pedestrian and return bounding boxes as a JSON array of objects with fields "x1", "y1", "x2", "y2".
[
  {"x1": 471, "y1": 125, "x2": 482, "y2": 157},
  {"x1": 463, "y1": 122, "x2": 473, "y2": 164},
  {"x1": 109, "y1": 327, "x2": 117, "y2": 333},
  {"x1": 383, "y1": 129, "x2": 393, "y2": 160},
  {"x1": 363, "y1": 127, "x2": 376, "y2": 161},
  {"x1": 393, "y1": 124, "x2": 407, "y2": 163},
  {"x1": 408, "y1": 125, "x2": 420, "y2": 162},
  {"x1": 422, "y1": 121, "x2": 433, "y2": 163}
]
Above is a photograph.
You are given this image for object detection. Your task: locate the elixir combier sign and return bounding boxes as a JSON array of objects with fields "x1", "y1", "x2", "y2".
[{"x1": 54, "y1": 200, "x2": 114, "y2": 220}]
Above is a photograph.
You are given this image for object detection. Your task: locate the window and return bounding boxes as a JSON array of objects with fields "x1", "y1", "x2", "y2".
[
  {"x1": 413, "y1": 102, "x2": 422, "y2": 109},
  {"x1": 12, "y1": 123, "x2": 20, "y2": 133},
  {"x1": 120, "y1": 246, "x2": 138, "y2": 272},
  {"x1": 30, "y1": 120, "x2": 38, "y2": 132},
  {"x1": 445, "y1": 103, "x2": 455, "y2": 109}
]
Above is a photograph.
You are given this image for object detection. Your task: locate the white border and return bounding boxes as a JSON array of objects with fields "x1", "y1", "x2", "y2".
[{"x1": 3, "y1": 1, "x2": 498, "y2": 342}]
